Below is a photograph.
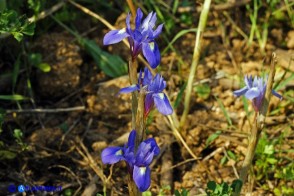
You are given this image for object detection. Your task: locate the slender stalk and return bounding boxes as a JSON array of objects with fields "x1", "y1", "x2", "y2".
[
  {"x1": 180, "y1": 0, "x2": 211, "y2": 129},
  {"x1": 247, "y1": 0, "x2": 259, "y2": 47},
  {"x1": 135, "y1": 91, "x2": 146, "y2": 147},
  {"x1": 237, "y1": 53, "x2": 277, "y2": 194},
  {"x1": 126, "y1": 0, "x2": 136, "y2": 18},
  {"x1": 167, "y1": 116, "x2": 199, "y2": 160},
  {"x1": 128, "y1": 174, "x2": 140, "y2": 196},
  {"x1": 128, "y1": 59, "x2": 139, "y2": 130},
  {"x1": 239, "y1": 112, "x2": 259, "y2": 182},
  {"x1": 127, "y1": 58, "x2": 141, "y2": 196}
]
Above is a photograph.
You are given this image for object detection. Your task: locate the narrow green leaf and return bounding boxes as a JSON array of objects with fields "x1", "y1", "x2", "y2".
[
  {"x1": 173, "y1": 82, "x2": 186, "y2": 109},
  {"x1": 206, "y1": 130, "x2": 221, "y2": 147},
  {"x1": 82, "y1": 39, "x2": 128, "y2": 77},
  {"x1": 162, "y1": 28, "x2": 197, "y2": 54},
  {"x1": 220, "y1": 156, "x2": 227, "y2": 165},
  {"x1": 0, "y1": 94, "x2": 28, "y2": 101},
  {"x1": 227, "y1": 150, "x2": 237, "y2": 160},
  {"x1": 215, "y1": 96, "x2": 232, "y2": 126},
  {"x1": 172, "y1": 0, "x2": 179, "y2": 14},
  {"x1": 51, "y1": 16, "x2": 127, "y2": 77},
  {"x1": 0, "y1": 150, "x2": 17, "y2": 160},
  {"x1": 284, "y1": 90, "x2": 294, "y2": 103},
  {"x1": 275, "y1": 73, "x2": 294, "y2": 91}
]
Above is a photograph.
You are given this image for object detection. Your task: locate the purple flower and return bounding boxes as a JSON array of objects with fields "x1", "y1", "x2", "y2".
[
  {"x1": 233, "y1": 75, "x2": 282, "y2": 112},
  {"x1": 119, "y1": 68, "x2": 173, "y2": 116},
  {"x1": 103, "y1": 8, "x2": 163, "y2": 69},
  {"x1": 101, "y1": 130, "x2": 160, "y2": 192}
]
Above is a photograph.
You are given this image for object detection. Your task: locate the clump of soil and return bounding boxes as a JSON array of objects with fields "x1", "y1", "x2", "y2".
[{"x1": 33, "y1": 32, "x2": 83, "y2": 98}]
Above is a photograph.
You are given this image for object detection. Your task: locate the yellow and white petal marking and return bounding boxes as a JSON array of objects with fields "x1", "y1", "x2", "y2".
[
  {"x1": 115, "y1": 149, "x2": 123, "y2": 156},
  {"x1": 149, "y1": 42, "x2": 155, "y2": 51},
  {"x1": 118, "y1": 28, "x2": 126, "y2": 34},
  {"x1": 139, "y1": 167, "x2": 147, "y2": 175},
  {"x1": 158, "y1": 93, "x2": 164, "y2": 99}
]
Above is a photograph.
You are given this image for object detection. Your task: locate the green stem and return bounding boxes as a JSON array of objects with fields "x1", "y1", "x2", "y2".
[
  {"x1": 247, "y1": 0, "x2": 258, "y2": 46},
  {"x1": 180, "y1": 0, "x2": 211, "y2": 129},
  {"x1": 127, "y1": 59, "x2": 142, "y2": 196}
]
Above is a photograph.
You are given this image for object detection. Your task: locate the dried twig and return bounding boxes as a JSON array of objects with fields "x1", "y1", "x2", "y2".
[
  {"x1": 74, "y1": 138, "x2": 108, "y2": 184},
  {"x1": 59, "y1": 117, "x2": 81, "y2": 150},
  {"x1": 167, "y1": 115, "x2": 200, "y2": 160},
  {"x1": 49, "y1": 164, "x2": 82, "y2": 196},
  {"x1": 180, "y1": 0, "x2": 211, "y2": 128},
  {"x1": 160, "y1": 158, "x2": 197, "y2": 174},
  {"x1": 126, "y1": 0, "x2": 136, "y2": 17},
  {"x1": 6, "y1": 106, "x2": 85, "y2": 113},
  {"x1": 177, "y1": 0, "x2": 251, "y2": 13}
]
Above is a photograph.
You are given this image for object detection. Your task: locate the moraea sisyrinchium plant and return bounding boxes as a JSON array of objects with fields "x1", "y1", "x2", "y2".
[
  {"x1": 101, "y1": 130, "x2": 160, "y2": 192},
  {"x1": 103, "y1": 8, "x2": 163, "y2": 68},
  {"x1": 119, "y1": 67, "x2": 173, "y2": 116},
  {"x1": 233, "y1": 75, "x2": 282, "y2": 112}
]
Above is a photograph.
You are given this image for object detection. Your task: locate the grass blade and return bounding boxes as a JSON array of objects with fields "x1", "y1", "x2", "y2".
[{"x1": 215, "y1": 96, "x2": 232, "y2": 126}]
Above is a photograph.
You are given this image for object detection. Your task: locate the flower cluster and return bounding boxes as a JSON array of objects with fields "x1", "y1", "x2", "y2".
[
  {"x1": 102, "y1": 7, "x2": 172, "y2": 192},
  {"x1": 119, "y1": 67, "x2": 173, "y2": 116},
  {"x1": 101, "y1": 130, "x2": 160, "y2": 192},
  {"x1": 233, "y1": 75, "x2": 282, "y2": 112},
  {"x1": 103, "y1": 8, "x2": 163, "y2": 69}
]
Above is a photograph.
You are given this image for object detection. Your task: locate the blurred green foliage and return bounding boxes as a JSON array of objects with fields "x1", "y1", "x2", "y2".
[
  {"x1": 246, "y1": 0, "x2": 294, "y2": 52},
  {"x1": 254, "y1": 131, "x2": 294, "y2": 194},
  {"x1": 175, "y1": 188, "x2": 189, "y2": 196},
  {"x1": 0, "y1": 9, "x2": 35, "y2": 41},
  {"x1": 195, "y1": 83, "x2": 211, "y2": 100},
  {"x1": 82, "y1": 38, "x2": 128, "y2": 77},
  {"x1": 28, "y1": 53, "x2": 51, "y2": 72},
  {"x1": 28, "y1": 0, "x2": 45, "y2": 16},
  {"x1": 206, "y1": 180, "x2": 242, "y2": 196}
]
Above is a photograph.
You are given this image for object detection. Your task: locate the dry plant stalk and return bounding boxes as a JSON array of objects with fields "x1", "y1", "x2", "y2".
[
  {"x1": 128, "y1": 59, "x2": 139, "y2": 132},
  {"x1": 180, "y1": 0, "x2": 212, "y2": 130},
  {"x1": 135, "y1": 91, "x2": 146, "y2": 147},
  {"x1": 239, "y1": 53, "x2": 278, "y2": 192}
]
